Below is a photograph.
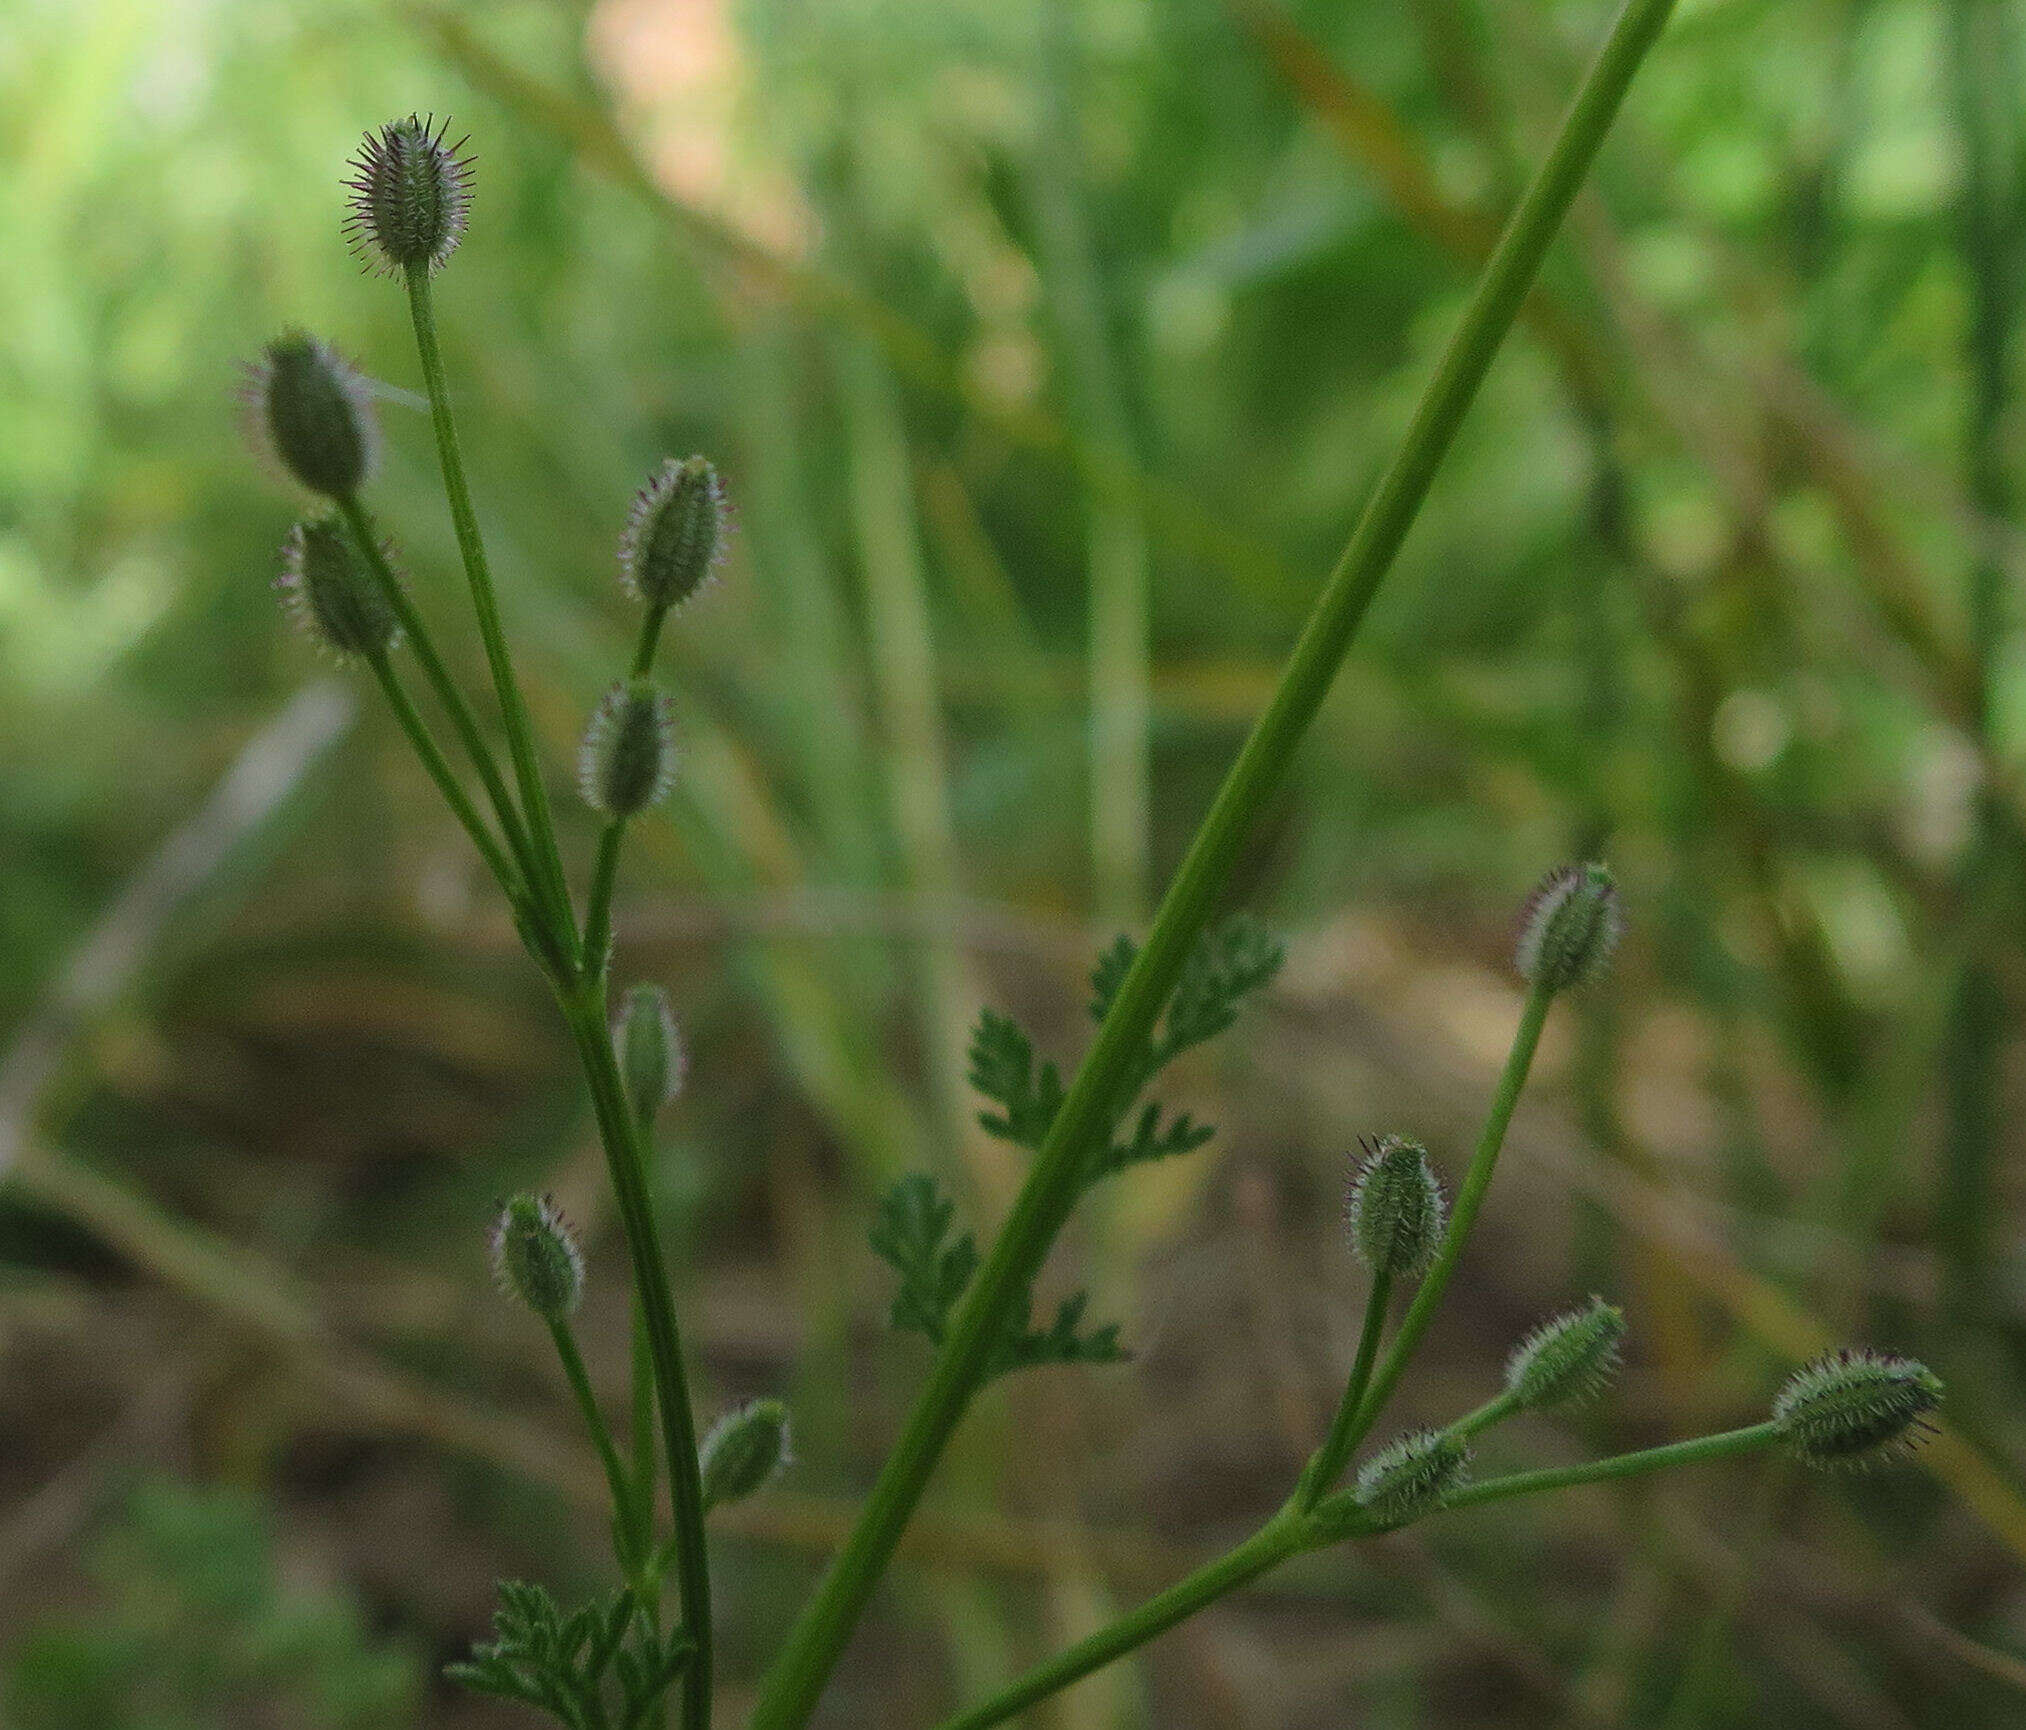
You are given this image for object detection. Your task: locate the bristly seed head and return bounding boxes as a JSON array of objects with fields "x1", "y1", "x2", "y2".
[
  {"x1": 1354, "y1": 1427, "x2": 1470, "y2": 1526},
  {"x1": 1515, "y1": 861, "x2": 1623, "y2": 992},
  {"x1": 243, "y1": 332, "x2": 378, "y2": 498},
  {"x1": 489, "y1": 1194, "x2": 585, "y2": 1322},
  {"x1": 620, "y1": 456, "x2": 728, "y2": 611},
  {"x1": 578, "y1": 680, "x2": 677, "y2": 818},
  {"x1": 1773, "y1": 1349, "x2": 1942, "y2": 1471},
  {"x1": 344, "y1": 113, "x2": 473, "y2": 274},
  {"x1": 1503, "y1": 1296, "x2": 1627, "y2": 1412},
  {"x1": 699, "y1": 1398, "x2": 793, "y2": 1511},
  {"x1": 1346, "y1": 1135, "x2": 1445, "y2": 1279},
  {"x1": 614, "y1": 983, "x2": 685, "y2": 1124},
  {"x1": 277, "y1": 517, "x2": 400, "y2": 662}
]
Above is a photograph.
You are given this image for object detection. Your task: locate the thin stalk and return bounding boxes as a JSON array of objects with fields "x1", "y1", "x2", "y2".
[
  {"x1": 363, "y1": 651, "x2": 525, "y2": 903},
  {"x1": 336, "y1": 494, "x2": 542, "y2": 897},
  {"x1": 584, "y1": 823, "x2": 626, "y2": 969},
  {"x1": 1297, "y1": 1262, "x2": 1393, "y2": 1506},
  {"x1": 549, "y1": 1314, "x2": 646, "y2": 1558},
  {"x1": 934, "y1": 1516, "x2": 1308, "y2": 1730},
  {"x1": 403, "y1": 260, "x2": 579, "y2": 961},
  {"x1": 748, "y1": 4, "x2": 1677, "y2": 1721},
  {"x1": 1348, "y1": 979, "x2": 1555, "y2": 1440},
  {"x1": 1447, "y1": 1385, "x2": 1526, "y2": 1441},
  {"x1": 564, "y1": 989, "x2": 713, "y2": 1730},
  {"x1": 632, "y1": 1298, "x2": 660, "y2": 1538},
  {"x1": 1437, "y1": 1422, "x2": 1782, "y2": 1512}
]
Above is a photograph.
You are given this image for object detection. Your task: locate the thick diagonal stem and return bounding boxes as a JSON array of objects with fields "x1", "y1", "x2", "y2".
[{"x1": 746, "y1": 4, "x2": 1677, "y2": 1722}]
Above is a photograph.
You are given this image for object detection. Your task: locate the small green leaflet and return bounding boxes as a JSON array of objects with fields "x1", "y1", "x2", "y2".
[{"x1": 447, "y1": 1580, "x2": 692, "y2": 1730}]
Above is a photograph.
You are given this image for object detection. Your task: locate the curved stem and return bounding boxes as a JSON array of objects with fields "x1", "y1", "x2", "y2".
[
  {"x1": 363, "y1": 651, "x2": 525, "y2": 901},
  {"x1": 337, "y1": 496, "x2": 542, "y2": 895},
  {"x1": 565, "y1": 985, "x2": 713, "y2": 1730},
  {"x1": 549, "y1": 1314, "x2": 648, "y2": 1562},
  {"x1": 403, "y1": 261, "x2": 579, "y2": 965},
  {"x1": 583, "y1": 822, "x2": 626, "y2": 968},
  {"x1": 1298, "y1": 1262, "x2": 1392, "y2": 1506},
  {"x1": 1436, "y1": 1422, "x2": 1783, "y2": 1513},
  {"x1": 1347, "y1": 980, "x2": 1555, "y2": 1444},
  {"x1": 935, "y1": 1515, "x2": 1308, "y2": 1730},
  {"x1": 747, "y1": 4, "x2": 1676, "y2": 1720}
]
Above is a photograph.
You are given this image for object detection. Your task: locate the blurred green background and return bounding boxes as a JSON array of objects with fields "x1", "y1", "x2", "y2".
[{"x1": 4, "y1": 0, "x2": 2026, "y2": 1723}]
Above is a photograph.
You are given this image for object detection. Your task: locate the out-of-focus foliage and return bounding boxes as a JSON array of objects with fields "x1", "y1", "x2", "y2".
[{"x1": 2, "y1": 0, "x2": 2025, "y2": 1723}]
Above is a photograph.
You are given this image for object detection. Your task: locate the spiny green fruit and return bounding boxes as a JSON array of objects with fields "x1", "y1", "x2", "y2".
[
  {"x1": 1515, "y1": 861, "x2": 1623, "y2": 992},
  {"x1": 245, "y1": 332, "x2": 377, "y2": 498},
  {"x1": 345, "y1": 113, "x2": 472, "y2": 274},
  {"x1": 490, "y1": 1194, "x2": 585, "y2": 1323},
  {"x1": 1346, "y1": 1135, "x2": 1445, "y2": 1279},
  {"x1": 620, "y1": 456, "x2": 727, "y2": 611},
  {"x1": 699, "y1": 1398, "x2": 791, "y2": 1510},
  {"x1": 1353, "y1": 1428, "x2": 1470, "y2": 1526},
  {"x1": 578, "y1": 681, "x2": 676, "y2": 818},
  {"x1": 1504, "y1": 1296, "x2": 1626, "y2": 1411},
  {"x1": 277, "y1": 518, "x2": 399, "y2": 661},
  {"x1": 615, "y1": 983, "x2": 685, "y2": 1124},
  {"x1": 1773, "y1": 1349, "x2": 1941, "y2": 1470}
]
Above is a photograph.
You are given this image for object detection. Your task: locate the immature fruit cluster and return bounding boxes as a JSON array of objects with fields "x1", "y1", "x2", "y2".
[
  {"x1": 345, "y1": 113, "x2": 472, "y2": 274},
  {"x1": 579, "y1": 681, "x2": 677, "y2": 818},
  {"x1": 699, "y1": 1399, "x2": 792, "y2": 1511},
  {"x1": 1773, "y1": 1349, "x2": 1941, "y2": 1470},
  {"x1": 247, "y1": 333, "x2": 378, "y2": 499},
  {"x1": 1346, "y1": 1135, "x2": 1445, "y2": 1279},
  {"x1": 277, "y1": 518, "x2": 398, "y2": 661},
  {"x1": 621, "y1": 456, "x2": 727, "y2": 611},
  {"x1": 1516, "y1": 861, "x2": 1622, "y2": 992},
  {"x1": 1504, "y1": 1297, "x2": 1626, "y2": 1412},
  {"x1": 1354, "y1": 1427, "x2": 1470, "y2": 1525},
  {"x1": 491, "y1": 1195, "x2": 585, "y2": 1323},
  {"x1": 616, "y1": 983, "x2": 685, "y2": 1125}
]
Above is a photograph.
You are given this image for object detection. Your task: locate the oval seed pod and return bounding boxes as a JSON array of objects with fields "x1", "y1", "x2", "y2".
[
  {"x1": 1515, "y1": 862, "x2": 1623, "y2": 992},
  {"x1": 490, "y1": 1194, "x2": 585, "y2": 1322},
  {"x1": 615, "y1": 983, "x2": 685, "y2": 1125},
  {"x1": 1503, "y1": 1296, "x2": 1626, "y2": 1412},
  {"x1": 277, "y1": 518, "x2": 400, "y2": 662},
  {"x1": 1773, "y1": 1349, "x2": 1941, "y2": 1471},
  {"x1": 344, "y1": 113, "x2": 473, "y2": 274},
  {"x1": 619, "y1": 456, "x2": 727, "y2": 611},
  {"x1": 244, "y1": 332, "x2": 378, "y2": 499},
  {"x1": 578, "y1": 681, "x2": 676, "y2": 818},
  {"x1": 699, "y1": 1398, "x2": 792, "y2": 1511},
  {"x1": 1346, "y1": 1135, "x2": 1445, "y2": 1279},
  {"x1": 1353, "y1": 1428, "x2": 1470, "y2": 1526}
]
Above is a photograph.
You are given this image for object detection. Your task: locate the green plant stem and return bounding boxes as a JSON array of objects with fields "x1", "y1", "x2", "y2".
[
  {"x1": 633, "y1": 603, "x2": 672, "y2": 679},
  {"x1": 362, "y1": 650, "x2": 526, "y2": 903},
  {"x1": 1347, "y1": 978, "x2": 1555, "y2": 1442},
  {"x1": 403, "y1": 260, "x2": 579, "y2": 963},
  {"x1": 584, "y1": 823, "x2": 627, "y2": 968},
  {"x1": 632, "y1": 1297, "x2": 660, "y2": 1538},
  {"x1": 1298, "y1": 1262, "x2": 1393, "y2": 1505},
  {"x1": 548, "y1": 1315, "x2": 645, "y2": 1554},
  {"x1": 1448, "y1": 1385, "x2": 1526, "y2": 1440},
  {"x1": 337, "y1": 495, "x2": 542, "y2": 895},
  {"x1": 1437, "y1": 1422, "x2": 1783, "y2": 1511},
  {"x1": 934, "y1": 1514, "x2": 1309, "y2": 1730},
  {"x1": 748, "y1": 2, "x2": 1676, "y2": 1720},
  {"x1": 564, "y1": 985, "x2": 713, "y2": 1730}
]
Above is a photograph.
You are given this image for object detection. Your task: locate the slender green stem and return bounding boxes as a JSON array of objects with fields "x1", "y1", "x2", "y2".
[
  {"x1": 1348, "y1": 979, "x2": 1555, "y2": 1442},
  {"x1": 337, "y1": 496, "x2": 543, "y2": 896},
  {"x1": 549, "y1": 1315, "x2": 645, "y2": 1557},
  {"x1": 633, "y1": 603, "x2": 672, "y2": 680},
  {"x1": 564, "y1": 986, "x2": 713, "y2": 1730},
  {"x1": 748, "y1": 4, "x2": 1676, "y2": 1721},
  {"x1": 403, "y1": 261, "x2": 579, "y2": 963},
  {"x1": 1437, "y1": 1422, "x2": 1783, "y2": 1512},
  {"x1": 1298, "y1": 1262, "x2": 1393, "y2": 1506},
  {"x1": 632, "y1": 1296, "x2": 660, "y2": 1539},
  {"x1": 584, "y1": 822, "x2": 627, "y2": 968},
  {"x1": 363, "y1": 651, "x2": 525, "y2": 901},
  {"x1": 934, "y1": 1515, "x2": 1308, "y2": 1730},
  {"x1": 1448, "y1": 1385, "x2": 1527, "y2": 1441}
]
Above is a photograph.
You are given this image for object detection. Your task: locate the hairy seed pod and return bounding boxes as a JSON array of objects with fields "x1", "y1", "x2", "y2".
[
  {"x1": 578, "y1": 681, "x2": 677, "y2": 818},
  {"x1": 276, "y1": 518, "x2": 400, "y2": 662},
  {"x1": 615, "y1": 983, "x2": 685, "y2": 1125},
  {"x1": 699, "y1": 1398, "x2": 792, "y2": 1511},
  {"x1": 1504, "y1": 1296, "x2": 1626, "y2": 1411},
  {"x1": 1346, "y1": 1135, "x2": 1445, "y2": 1279},
  {"x1": 490, "y1": 1194, "x2": 584, "y2": 1322},
  {"x1": 244, "y1": 332, "x2": 377, "y2": 498},
  {"x1": 344, "y1": 113, "x2": 473, "y2": 274},
  {"x1": 1354, "y1": 1428, "x2": 1470, "y2": 1526},
  {"x1": 1515, "y1": 861, "x2": 1623, "y2": 992},
  {"x1": 1773, "y1": 1349, "x2": 1942, "y2": 1471},
  {"x1": 619, "y1": 456, "x2": 727, "y2": 611}
]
